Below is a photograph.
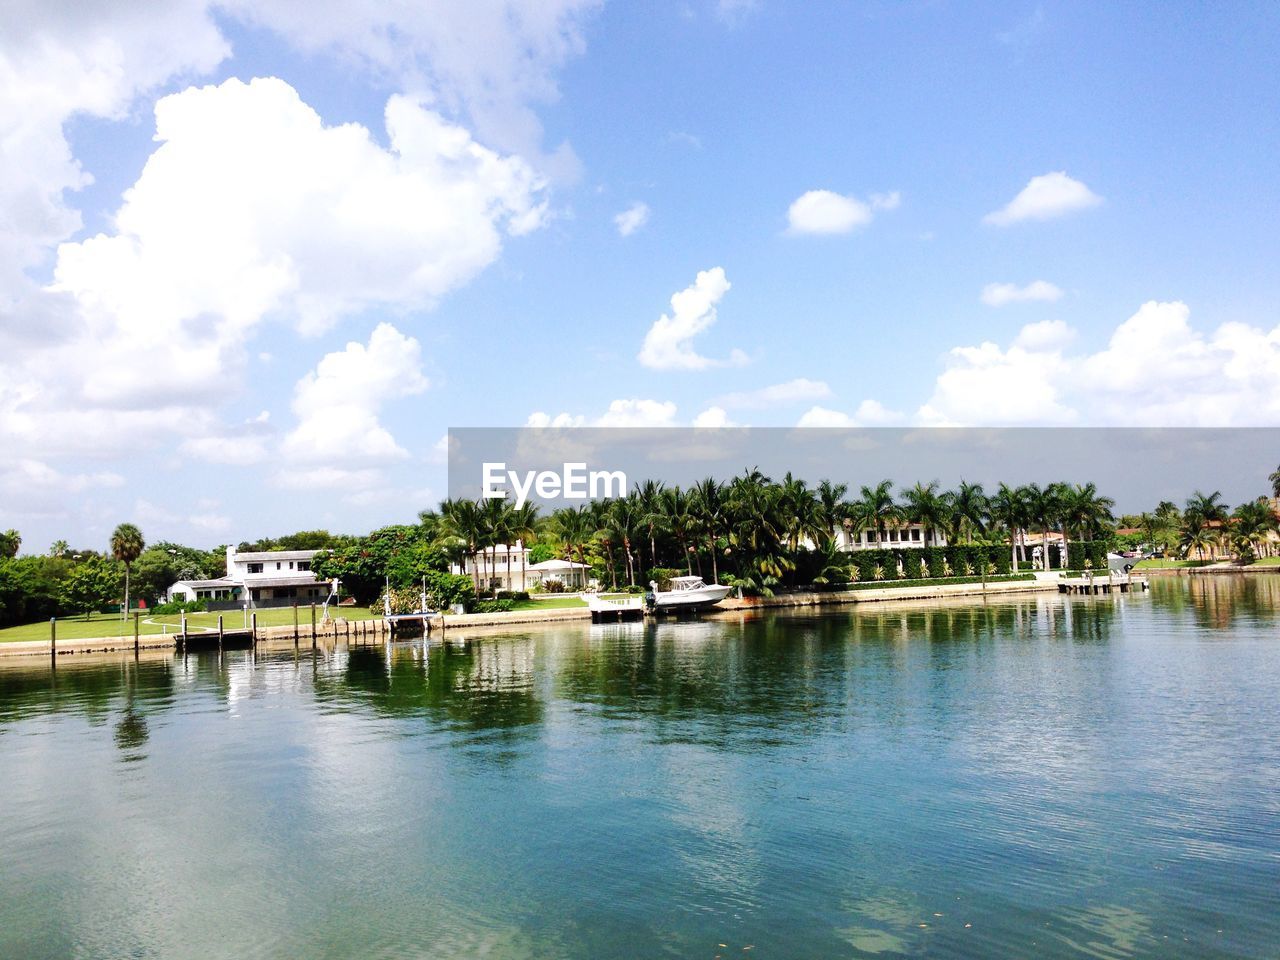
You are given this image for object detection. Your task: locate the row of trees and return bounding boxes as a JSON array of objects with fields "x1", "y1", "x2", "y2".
[
  {"x1": 422, "y1": 475, "x2": 1119, "y2": 596},
  {"x1": 1121, "y1": 489, "x2": 1280, "y2": 562}
]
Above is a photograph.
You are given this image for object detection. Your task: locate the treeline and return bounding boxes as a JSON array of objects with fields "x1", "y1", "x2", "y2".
[{"x1": 1116, "y1": 489, "x2": 1280, "y2": 561}]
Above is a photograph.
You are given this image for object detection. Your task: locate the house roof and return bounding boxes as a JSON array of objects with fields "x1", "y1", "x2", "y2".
[
  {"x1": 233, "y1": 550, "x2": 320, "y2": 563},
  {"x1": 244, "y1": 576, "x2": 326, "y2": 589},
  {"x1": 529, "y1": 558, "x2": 589, "y2": 570},
  {"x1": 173, "y1": 578, "x2": 239, "y2": 590}
]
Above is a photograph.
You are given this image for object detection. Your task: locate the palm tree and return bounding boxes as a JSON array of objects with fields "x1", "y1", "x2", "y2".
[
  {"x1": 988, "y1": 483, "x2": 1027, "y2": 569},
  {"x1": 1185, "y1": 490, "x2": 1229, "y2": 560},
  {"x1": 1064, "y1": 482, "x2": 1115, "y2": 542},
  {"x1": 0, "y1": 529, "x2": 20, "y2": 559},
  {"x1": 777, "y1": 472, "x2": 821, "y2": 554},
  {"x1": 510, "y1": 502, "x2": 541, "y2": 591},
  {"x1": 1023, "y1": 483, "x2": 1057, "y2": 570},
  {"x1": 111, "y1": 523, "x2": 145, "y2": 617},
  {"x1": 692, "y1": 476, "x2": 729, "y2": 585},
  {"x1": 814, "y1": 479, "x2": 850, "y2": 550},
  {"x1": 608, "y1": 495, "x2": 645, "y2": 587},
  {"x1": 901, "y1": 481, "x2": 949, "y2": 550},
  {"x1": 49, "y1": 539, "x2": 69, "y2": 559},
  {"x1": 1180, "y1": 515, "x2": 1214, "y2": 562},
  {"x1": 947, "y1": 481, "x2": 989, "y2": 545},
  {"x1": 663, "y1": 486, "x2": 697, "y2": 575},
  {"x1": 1271, "y1": 464, "x2": 1280, "y2": 499},
  {"x1": 856, "y1": 480, "x2": 900, "y2": 546},
  {"x1": 633, "y1": 479, "x2": 667, "y2": 576},
  {"x1": 551, "y1": 504, "x2": 596, "y2": 581},
  {"x1": 440, "y1": 498, "x2": 485, "y2": 592}
]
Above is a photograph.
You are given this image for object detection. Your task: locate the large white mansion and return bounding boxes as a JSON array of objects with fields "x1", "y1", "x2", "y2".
[{"x1": 167, "y1": 546, "x2": 332, "y2": 608}]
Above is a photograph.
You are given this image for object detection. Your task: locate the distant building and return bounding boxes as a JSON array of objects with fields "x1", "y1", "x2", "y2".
[
  {"x1": 451, "y1": 542, "x2": 592, "y2": 591},
  {"x1": 836, "y1": 523, "x2": 948, "y2": 551},
  {"x1": 167, "y1": 546, "x2": 332, "y2": 608}
]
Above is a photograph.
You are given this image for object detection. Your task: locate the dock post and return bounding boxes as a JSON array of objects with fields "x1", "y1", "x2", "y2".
[
  {"x1": 181, "y1": 612, "x2": 187, "y2": 650},
  {"x1": 134, "y1": 611, "x2": 140, "y2": 655},
  {"x1": 310, "y1": 602, "x2": 317, "y2": 649},
  {"x1": 251, "y1": 612, "x2": 257, "y2": 643},
  {"x1": 218, "y1": 615, "x2": 224, "y2": 650},
  {"x1": 50, "y1": 618, "x2": 56, "y2": 664},
  {"x1": 293, "y1": 603, "x2": 299, "y2": 645}
]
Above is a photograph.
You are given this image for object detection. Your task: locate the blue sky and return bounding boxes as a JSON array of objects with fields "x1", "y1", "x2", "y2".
[{"x1": 2, "y1": 0, "x2": 1278, "y2": 550}]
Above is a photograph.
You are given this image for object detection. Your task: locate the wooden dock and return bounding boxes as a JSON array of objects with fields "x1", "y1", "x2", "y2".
[{"x1": 1058, "y1": 575, "x2": 1149, "y2": 595}]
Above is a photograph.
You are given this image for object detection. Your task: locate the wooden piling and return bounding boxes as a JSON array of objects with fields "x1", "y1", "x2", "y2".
[
  {"x1": 50, "y1": 618, "x2": 56, "y2": 664},
  {"x1": 251, "y1": 612, "x2": 257, "y2": 643},
  {"x1": 134, "y1": 611, "x2": 140, "y2": 654},
  {"x1": 310, "y1": 602, "x2": 317, "y2": 649},
  {"x1": 218, "y1": 615, "x2": 224, "y2": 650}
]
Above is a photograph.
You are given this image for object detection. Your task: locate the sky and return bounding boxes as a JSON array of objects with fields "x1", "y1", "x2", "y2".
[{"x1": 2, "y1": 0, "x2": 1279, "y2": 551}]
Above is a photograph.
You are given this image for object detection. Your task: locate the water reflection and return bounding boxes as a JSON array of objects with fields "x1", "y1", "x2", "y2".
[{"x1": 0, "y1": 578, "x2": 1277, "y2": 960}]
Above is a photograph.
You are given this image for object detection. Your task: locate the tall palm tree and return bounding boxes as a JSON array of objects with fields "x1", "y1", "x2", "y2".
[
  {"x1": 510, "y1": 502, "x2": 541, "y2": 591},
  {"x1": 608, "y1": 495, "x2": 645, "y2": 587},
  {"x1": 1023, "y1": 483, "x2": 1057, "y2": 570},
  {"x1": 856, "y1": 480, "x2": 900, "y2": 546},
  {"x1": 111, "y1": 523, "x2": 145, "y2": 617},
  {"x1": 900, "y1": 481, "x2": 949, "y2": 549},
  {"x1": 814, "y1": 479, "x2": 850, "y2": 550},
  {"x1": 988, "y1": 483, "x2": 1027, "y2": 569},
  {"x1": 1271, "y1": 464, "x2": 1280, "y2": 499},
  {"x1": 777, "y1": 472, "x2": 821, "y2": 553},
  {"x1": 947, "y1": 480, "x2": 989, "y2": 546},
  {"x1": 551, "y1": 504, "x2": 596, "y2": 581},
  {"x1": 633, "y1": 479, "x2": 667, "y2": 576},
  {"x1": 1180, "y1": 515, "x2": 1214, "y2": 562},
  {"x1": 1064, "y1": 482, "x2": 1116, "y2": 542},
  {"x1": 0, "y1": 529, "x2": 20, "y2": 559},
  {"x1": 440, "y1": 498, "x2": 485, "y2": 592},
  {"x1": 663, "y1": 486, "x2": 697, "y2": 575},
  {"x1": 1185, "y1": 490, "x2": 1229, "y2": 561},
  {"x1": 692, "y1": 476, "x2": 729, "y2": 584}
]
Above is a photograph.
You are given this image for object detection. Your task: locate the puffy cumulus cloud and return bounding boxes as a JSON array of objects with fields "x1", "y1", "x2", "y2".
[
  {"x1": 795, "y1": 399, "x2": 903, "y2": 428},
  {"x1": 0, "y1": 0, "x2": 228, "y2": 310},
  {"x1": 595, "y1": 398, "x2": 680, "y2": 427},
  {"x1": 3, "y1": 77, "x2": 544, "y2": 458},
  {"x1": 272, "y1": 466, "x2": 384, "y2": 491},
  {"x1": 281, "y1": 323, "x2": 428, "y2": 464},
  {"x1": 983, "y1": 171, "x2": 1102, "y2": 226},
  {"x1": 980, "y1": 280, "x2": 1064, "y2": 306},
  {"x1": 916, "y1": 302, "x2": 1280, "y2": 426},
  {"x1": 614, "y1": 201, "x2": 650, "y2": 236},
  {"x1": 218, "y1": 0, "x2": 601, "y2": 178},
  {"x1": 692, "y1": 406, "x2": 735, "y2": 428},
  {"x1": 527, "y1": 398, "x2": 679, "y2": 428},
  {"x1": 786, "y1": 189, "x2": 899, "y2": 235},
  {"x1": 716, "y1": 378, "x2": 831, "y2": 408},
  {"x1": 0, "y1": 459, "x2": 123, "y2": 496},
  {"x1": 638, "y1": 268, "x2": 748, "y2": 371}
]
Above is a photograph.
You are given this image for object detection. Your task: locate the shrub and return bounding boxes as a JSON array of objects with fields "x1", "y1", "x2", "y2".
[
  {"x1": 902, "y1": 551, "x2": 925, "y2": 579},
  {"x1": 647, "y1": 568, "x2": 682, "y2": 591},
  {"x1": 538, "y1": 578, "x2": 566, "y2": 593},
  {"x1": 496, "y1": 590, "x2": 530, "y2": 602},
  {"x1": 152, "y1": 599, "x2": 207, "y2": 615},
  {"x1": 472, "y1": 599, "x2": 514, "y2": 613},
  {"x1": 924, "y1": 547, "x2": 947, "y2": 579}
]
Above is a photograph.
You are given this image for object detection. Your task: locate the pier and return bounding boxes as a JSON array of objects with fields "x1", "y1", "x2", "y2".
[{"x1": 1058, "y1": 574, "x2": 1149, "y2": 595}]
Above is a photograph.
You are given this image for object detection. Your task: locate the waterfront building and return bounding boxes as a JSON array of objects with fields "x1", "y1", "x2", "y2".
[
  {"x1": 166, "y1": 546, "x2": 330, "y2": 608},
  {"x1": 452, "y1": 543, "x2": 592, "y2": 591}
]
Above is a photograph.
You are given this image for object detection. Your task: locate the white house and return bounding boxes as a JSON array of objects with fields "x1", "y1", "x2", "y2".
[
  {"x1": 451, "y1": 543, "x2": 591, "y2": 591},
  {"x1": 167, "y1": 546, "x2": 332, "y2": 608},
  {"x1": 836, "y1": 522, "x2": 948, "y2": 551}
]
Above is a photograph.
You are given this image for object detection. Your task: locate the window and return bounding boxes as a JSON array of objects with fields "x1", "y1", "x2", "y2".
[
  {"x1": 247, "y1": 563, "x2": 263, "y2": 574},
  {"x1": 276, "y1": 562, "x2": 281, "y2": 570},
  {"x1": 866, "y1": 531, "x2": 877, "y2": 543},
  {"x1": 297, "y1": 561, "x2": 310, "y2": 572},
  {"x1": 288, "y1": 561, "x2": 294, "y2": 570},
  {"x1": 912, "y1": 529, "x2": 921, "y2": 542}
]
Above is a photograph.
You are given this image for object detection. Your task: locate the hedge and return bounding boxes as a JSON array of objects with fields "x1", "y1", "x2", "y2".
[{"x1": 849, "y1": 573, "x2": 1037, "y2": 591}]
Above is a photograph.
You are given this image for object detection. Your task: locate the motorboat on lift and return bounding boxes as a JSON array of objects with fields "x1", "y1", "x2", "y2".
[{"x1": 647, "y1": 575, "x2": 732, "y2": 613}]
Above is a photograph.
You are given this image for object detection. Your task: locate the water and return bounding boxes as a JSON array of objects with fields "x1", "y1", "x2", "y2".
[{"x1": 2, "y1": 575, "x2": 1278, "y2": 959}]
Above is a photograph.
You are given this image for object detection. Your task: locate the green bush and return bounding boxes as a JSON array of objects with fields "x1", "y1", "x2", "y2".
[
  {"x1": 903, "y1": 551, "x2": 925, "y2": 579},
  {"x1": 924, "y1": 547, "x2": 947, "y2": 578},
  {"x1": 849, "y1": 573, "x2": 1036, "y2": 591},
  {"x1": 496, "y1": 590, "x2": 530, "y2": 602},
  {"x1": 472, "y1": 599, "x2": 514, "y2": 613},
  {"x1": 152, "y1": 599, "x2": 207, "y2": 615}
]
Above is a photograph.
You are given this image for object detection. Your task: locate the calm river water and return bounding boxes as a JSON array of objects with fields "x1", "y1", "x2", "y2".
[{"x1": 2, "y1": 575, "x2": 1278, "y2": 959}]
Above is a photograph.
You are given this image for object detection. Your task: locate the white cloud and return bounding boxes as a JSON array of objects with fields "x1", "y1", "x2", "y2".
[
  {"x1": 217, "y1": 0, "x2": 601, "y2": 179},
  {"x1": 795, "y1": 399, "x2": 903, "y2": 428},
  {"x1": 983, "y1": 171, "x2": 1102, "y2": 226},
  {"x1": 692, "y1": 406, "x2": 735, "y2": 428},
  {"x1": 716, "y1": 0, "x2": 762, "y2": 23},
  {"x1": 916, "y1": 301, "x2": 1280, "y2": 426},
  {"x1": 786, "y1": 189, "x2": 899, "y2": 235},
  {"x1": 716, "y1": 378, "x2": 831, "y2": 408},
  {"x1": 526, "y1": 411, "x2": 586, "y2": 428},
  {"x1": 0, "y1": 459, "x2": 123, "y2": 495},
  {"x1": 638, "y1": 267, "x2": 748, "y2": 371},
  {"x1": 614, "y1": 202, "x2": 650, "y2": 236},
  {"x1": 594, "y1": 398, "x2": 680, "y2": 428},
  {"x1": 282, "y1": 323, "x2": 428, "y2": 463},
  {"x1": 272, "y1": 466, "x2": 384, "y2": 491},
  {"x1": 2, "y1": 77, "x2": 544, "y2": 458},
  {"x1": 980, "y1": 280, "x2": 1064, "y2": 306}
]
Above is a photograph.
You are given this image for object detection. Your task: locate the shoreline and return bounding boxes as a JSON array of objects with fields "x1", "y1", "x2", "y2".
[{"x1": 0, "y1": 577, "x2": 1065, "y2": 660}]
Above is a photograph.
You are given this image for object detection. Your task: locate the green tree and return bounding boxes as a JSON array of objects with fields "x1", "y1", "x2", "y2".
[
  {"x1": 110, "y1": 523, "x2": 145, "y2": 615},
  {"x1": 901, "y1": 481, "x2": 950, "y2": 550},
  {"x1": 1271, "y1": 464, "x2": 1280, "y2": 499},
  {"x1": 0, "y1": 529, "x2": 20, "y2": 559},
  {"x1": 61, "y1": 556, "x2": 123, "y2": 619}
]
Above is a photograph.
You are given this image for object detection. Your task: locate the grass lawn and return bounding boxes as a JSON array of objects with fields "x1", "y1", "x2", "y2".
[
  {"x1": 1132, "y1": 558, "x2": 1211, "y2": 569},
  {"x1": 504, "y1": 594, "x2": 633, "y2": 611},
  {"x1": 0, "y1": 605, "x2": 383, "y2": 643}
]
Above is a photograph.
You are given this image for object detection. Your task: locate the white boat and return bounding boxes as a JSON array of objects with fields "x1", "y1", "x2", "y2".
[
  {"x1": 581, "y1": 592, "x2": 645, "y2": 622},
  {"x1": 647, "y1": 576, "x2": 733, "y2": 613}
]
